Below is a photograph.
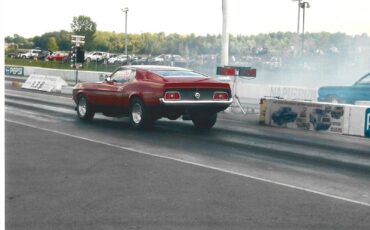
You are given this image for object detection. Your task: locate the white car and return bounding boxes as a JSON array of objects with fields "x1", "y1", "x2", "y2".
[
  {"x1": 107, "y1": 54, "x2": 130, "y2": 64},
  {"x1": 20, "y1": 49, "x2": 41, "y2": 59},
  {"x1": 85, "y1": 51, "x2": 109, "y2": 62}
]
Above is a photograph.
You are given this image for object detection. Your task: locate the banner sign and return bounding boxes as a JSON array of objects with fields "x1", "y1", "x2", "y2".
[
  {"x1": 269, "y1": 100, "x2": 345, "y2": 133},
  {"x1": 5, "y1": 66, "x2": 24, "y2": 76}
]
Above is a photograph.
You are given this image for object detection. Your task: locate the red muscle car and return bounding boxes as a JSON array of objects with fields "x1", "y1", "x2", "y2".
[{"x1": 72, "y1": 65, "x2": 233, "y2": 129}]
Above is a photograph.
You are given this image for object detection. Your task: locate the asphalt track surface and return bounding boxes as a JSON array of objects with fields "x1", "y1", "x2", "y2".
[{"x1": 5, "y1": 87, "x2": 370, "y2": 229}]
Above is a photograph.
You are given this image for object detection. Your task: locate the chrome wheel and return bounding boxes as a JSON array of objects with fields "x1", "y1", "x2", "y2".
[
  {"x1": 132, "y1": 103, "x2": 143, "y2": 124},
  {"x1": 129, "y1": 97, "x2": 154, "y2": 129},
  {"x1": 77, "y1": 94, "x2": 95, "y2": 121},
  {"x1": 78, "y1": 96, "x2": 87, "y2": 117}
]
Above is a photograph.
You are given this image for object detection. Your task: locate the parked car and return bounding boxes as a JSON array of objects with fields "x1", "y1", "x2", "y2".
[
  {"x1": 37, "y1": 50, "x2": 52, "y2": 60},
  {"x1": 19, "y1": 49, "x2": 41, "y2": 59},
  {"x1": 149, "y1": 54, "x2": 186, "y2": 66},
  {"x1": 318, "y1": 73, "x2": 370, "y2": 104},
  {"x1": 131, "y1": 56, "x2": 149, "y2": 65},
  {"x1": 73, "y1": 65, "x2": 233, "y2": 129},
  {"x1": 272, "y1": 107, "x2": 298, "y2": 126},
  {"x1": 108, "y1": 54, "x2": 130, "y2": 65},
  {"x1": 47, "y1": 52, "x2": 67, "y2": 61},
  {"x1": 85, "y1": 51, "x2": 109, "y2": 63}
]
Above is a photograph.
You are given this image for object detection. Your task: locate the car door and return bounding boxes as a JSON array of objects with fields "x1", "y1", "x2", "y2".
[{"x1": 96, "y1": 68, "x2": 135, "y2": 107}]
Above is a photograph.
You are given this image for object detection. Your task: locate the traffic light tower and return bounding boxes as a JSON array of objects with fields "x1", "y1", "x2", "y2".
[{"x1": 71, "y1": 35, "x2": 85, "y2": 84}]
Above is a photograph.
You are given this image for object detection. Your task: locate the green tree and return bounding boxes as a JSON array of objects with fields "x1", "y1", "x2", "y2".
[
  {"x1": 71, "y1": 15, "x2": 97, "y2": 50},
  {"x1": 5, "y1": 34, "x2": 33, "y2": 49},
  {"x1": 33, "y1": 31, "x2": 72, "y2": 51},
  {"x1": 47, "y1": 37, "x2": 59, "y2": 51}
]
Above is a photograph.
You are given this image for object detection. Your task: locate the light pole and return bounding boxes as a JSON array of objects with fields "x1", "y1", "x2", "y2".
[
  {"x1": 301, "y1": 1, "x2": 310, "y2": 55},
  {"x1": 221, "y1": 0, "x2": 229, "y2": 66},
  {"x1": 292, "y1": 0, "x2": 302, "y2": 34},
  {"x1": 121, "y1": 7, "x2": 129, "y2": 63}
]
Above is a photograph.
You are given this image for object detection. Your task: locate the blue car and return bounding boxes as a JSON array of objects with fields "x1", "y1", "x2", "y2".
[{"x1": 318, "y1": 73, "x2": 370, "y2": 104}]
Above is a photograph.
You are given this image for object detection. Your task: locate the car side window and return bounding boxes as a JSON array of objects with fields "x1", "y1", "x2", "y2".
[{"x1": 111, "y1": 69, "x2": 133, "y2": 83}]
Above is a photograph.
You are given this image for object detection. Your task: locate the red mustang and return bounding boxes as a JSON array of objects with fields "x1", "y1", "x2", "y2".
[{"x1": 73, "y1": 65, "x2": 233, "y2": 129}]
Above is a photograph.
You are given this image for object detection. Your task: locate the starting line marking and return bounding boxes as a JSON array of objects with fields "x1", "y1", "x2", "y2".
[{"x1": 5, "y1": 119, "x2": 370, "y2": 208}]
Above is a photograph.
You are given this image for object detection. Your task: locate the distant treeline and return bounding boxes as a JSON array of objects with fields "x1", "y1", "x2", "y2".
[{"x1": 5, "y1": 31, "x2": 370, "y2": 58}]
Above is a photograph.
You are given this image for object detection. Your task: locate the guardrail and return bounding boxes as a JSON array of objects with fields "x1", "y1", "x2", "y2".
[{"x1": 5, "y1": 65, "x2": 104, "y2": 83}]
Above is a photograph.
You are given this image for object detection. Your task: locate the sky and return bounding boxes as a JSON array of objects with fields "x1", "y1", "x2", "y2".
[{"x1": 2, "y1": 0, "x2": 370, "y2": 38}]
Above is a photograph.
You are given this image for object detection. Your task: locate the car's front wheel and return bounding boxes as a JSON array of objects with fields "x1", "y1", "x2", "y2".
[
  {"x1": 129, "y1": 97, "x2": 154, "y2": 129},
  {"x1": 192, "y1": 113, "x2": 217, "y2": 129},
  {"x1": 77, "y1": 94, "x2": 95, "y2": 121}
]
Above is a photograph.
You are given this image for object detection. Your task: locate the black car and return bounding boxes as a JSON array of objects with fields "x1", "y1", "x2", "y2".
[{"x1": 37, "y1": 50, "x2": 52, "y2": 60}]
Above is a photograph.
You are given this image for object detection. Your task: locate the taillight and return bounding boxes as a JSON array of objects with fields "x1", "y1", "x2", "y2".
[
  {"x1": 213, "y1": 92, "x2": 229, "y2": 101},
  {"x1": 164, "y1": 91, "x2": 181, "y2": 100}
]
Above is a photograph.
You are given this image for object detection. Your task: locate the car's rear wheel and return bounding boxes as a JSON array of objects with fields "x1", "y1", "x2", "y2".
[
  {"x1": 129, "y1": 97, "x2": 154, "y2": 129},
  {"x1": 77, "y1": 94, "x2": 95, "y2": 121},
  {"x1": 192, "y1": 113, "x2": 217, "y2": 129}
]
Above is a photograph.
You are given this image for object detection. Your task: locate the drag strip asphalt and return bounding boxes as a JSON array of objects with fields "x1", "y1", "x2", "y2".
[{"x1": 6, "y1": 121, "x2": 370, "y2": 230}]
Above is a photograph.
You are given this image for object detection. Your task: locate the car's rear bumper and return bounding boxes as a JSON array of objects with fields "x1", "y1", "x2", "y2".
[{"x1": 159, "y1": 98, "x2": 233, "y2": 106}]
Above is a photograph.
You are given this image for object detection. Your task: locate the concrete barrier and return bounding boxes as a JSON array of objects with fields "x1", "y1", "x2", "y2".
[
  {"x1": 235, "y1": 82, "x2": 318, "y2": 101},
  {"x1": 22, "y1": 66, "x2": 105, "y2": 83},
  {"x1": 262, "y1": 98, "x2": 370, "y2": 138}
]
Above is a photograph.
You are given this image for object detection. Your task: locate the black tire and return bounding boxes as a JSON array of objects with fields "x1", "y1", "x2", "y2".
[
  {"x1": 192, "y1": 113, "x2": 217, "y2": 129},
  {"x1": 77, "y1": 94, "x2": 95, "y2": 121},
  {"x1": 129, "y1": 97, "x2": 154, "y2": 129}
]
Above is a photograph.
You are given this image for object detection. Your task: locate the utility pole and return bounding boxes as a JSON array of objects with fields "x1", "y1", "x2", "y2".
[
  {"x1": 221, "y1": 0, "x2": 229, "y2": 66},
  {"x1": 301, "y1": 2, "x2": 310, "y2": 55},
  {"x1": 122, "y1": 7, "x2": 129, "y2": 63},
  {"x1": 293, "y1": 0, "x2": 302, "y2": 34}
]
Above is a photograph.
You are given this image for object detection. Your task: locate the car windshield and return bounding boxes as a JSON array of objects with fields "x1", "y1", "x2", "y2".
[
  {"x1": 355, "y1": 74, "x2": 370, "y2": 85},
  {"x1": 152, "y1": 70, "x2": 206, "y2": 78}
]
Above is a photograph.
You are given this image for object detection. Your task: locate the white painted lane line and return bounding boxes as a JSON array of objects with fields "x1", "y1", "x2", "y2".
[{"x1": 5, "y1": 119, "x2": 370, "y2": 208}]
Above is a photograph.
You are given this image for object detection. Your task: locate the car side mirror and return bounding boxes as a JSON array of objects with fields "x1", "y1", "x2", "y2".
[{"x1": 104, "y1": 75, "x2": 112, "y2": 83}]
